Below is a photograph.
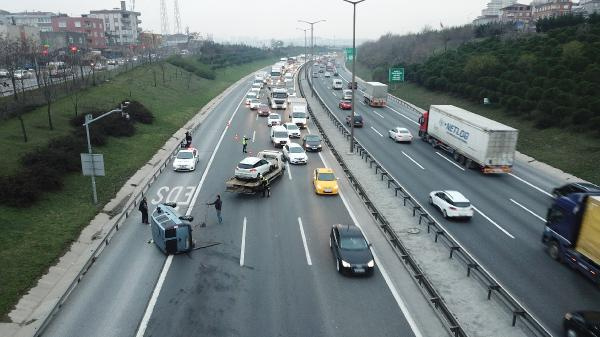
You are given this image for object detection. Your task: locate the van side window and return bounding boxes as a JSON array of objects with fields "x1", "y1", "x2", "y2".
[{"x1": 547, "y1": 206, "x2": 564, "y2": 223}]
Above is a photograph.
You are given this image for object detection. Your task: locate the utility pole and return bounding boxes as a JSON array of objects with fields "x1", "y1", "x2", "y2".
[{"x1": 298, "y1": 19, "x2": 326, "y2": 95}]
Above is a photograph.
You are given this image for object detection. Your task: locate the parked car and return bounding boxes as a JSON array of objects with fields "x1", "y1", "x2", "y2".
[
  {"x1": 563, "y1": 311, "x2": 600, "y2": 337},
  {"x1": 346, "y1": 113, "x2": 363, "y2": 127},
  {"x1": 429, "y1": 190, "x2": 474, "y2": 220},
  {"x1": 339, "y1": 100, "x2": 352, "y2": 110},
  {"x1": 388, "y1": 127, "x2": 413, "y2": 143},
  {"x1": 282, "y1": 142, "x2": 308, "y2": 165},
  {"x1": 330, "y1": 223, "x2": 374, "y2": 276},
  {"x1": 234, "y1": 156, "x2": 272, "y2": 180},
  {"x1": 552, "y1": 182, "x2": 600, "y2": 198},
  {"x1": 302, "y1": 134, "x2": 322, "y2": 152},
  {"x1": 172, "y1": 148, "x2": 199, "y2": 171}
]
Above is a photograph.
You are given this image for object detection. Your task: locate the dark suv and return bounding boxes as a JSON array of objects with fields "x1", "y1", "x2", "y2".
[
  {"x1": 346, "y1": 114, "x2": 363, "y2": 127},
  {"x1": 564, "y1": 311, "x2": 600, "y2": 337},
  {"x1": 552, "y1": 182, "x2": 600, "y2": 198}
]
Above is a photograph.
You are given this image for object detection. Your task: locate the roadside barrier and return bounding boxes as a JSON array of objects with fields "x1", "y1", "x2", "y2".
[{"x1": 298, "y1": 64, "x2": 552, "y2": 337}]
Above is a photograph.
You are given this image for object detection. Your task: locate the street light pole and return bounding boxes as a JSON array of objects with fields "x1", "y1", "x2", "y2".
[
  {"x1": 342, "y1": 0, "x2": 365, "y2": 154},
  {"x1": 296, "y1": 28, "x2": 308, "y2": 68},
  {"x1": 298, "y1": 19, "x2": 326, "y2": 90}
]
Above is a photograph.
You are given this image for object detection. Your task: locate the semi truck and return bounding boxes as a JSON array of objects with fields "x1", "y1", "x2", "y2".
[
  {"x1": 543, "y1": 193, "x2": 600, "y2": 284},
  {"x1": 363, "y1": 82, "x2": 388, "y2": 107},
  {"x1": 268, "y1": 87, "x2": 288, "y2": 110},
  {"x1": 418, "y1": 105, "x2": 518, "y2": 174},
  {"x1": 287, "y1": 97, "x2": 308, "y2": 128},
  {"x1": 226, "y1": 150, "x2": 285, "y2": 194}
]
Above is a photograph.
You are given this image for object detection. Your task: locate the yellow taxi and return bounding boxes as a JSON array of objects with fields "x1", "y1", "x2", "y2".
[{"x1": 313, "y1": 168, "x2": 339, "y2": 195}]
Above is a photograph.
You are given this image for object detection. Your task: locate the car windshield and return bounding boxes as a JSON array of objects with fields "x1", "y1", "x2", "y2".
[
  {"x1": 292, "y1": 112, "x2": 306, "y2": 118},
  {"x1": 270, "y1": 115, "x2": 280, "y2": 120},
  {"x1": 340, "y1": 236, "x2": 368, "y2": 250},
  {"x1": 318, "y1": 172, "x2": 335, "y2": 181},
  {"x1": 246, "y1": 93, "x2": 256, "y2": 98},
  {"x1": 454, "y1": 201, "x2": 471, "y2": 207},
  {"x1": 274, "y1": 131, "x2": 288, "y2": 138},
  {"x1": 289, "y1": 147, "x2": 303, "y2": 153},
  {"x1": 287, "y1": 124, "x2": 299, "y2": 130},
  {"x1": 177, "y1": 152, "x2": 193, "y2": 159},
  {"x1": 273, "y1": 92, "x2": 287, "y2": 98}
]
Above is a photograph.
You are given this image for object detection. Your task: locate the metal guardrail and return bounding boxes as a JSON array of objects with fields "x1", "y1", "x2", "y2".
[{"x1": 299, "y1": 64, "x2": 553, "y2": 337}]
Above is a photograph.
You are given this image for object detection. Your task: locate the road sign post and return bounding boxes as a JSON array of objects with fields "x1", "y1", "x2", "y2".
[
  {"x1": 389, "y1": 68, "x2": 405, "y2": 83},
  {"x1": 345, "y1": 47, "x2": 355, "y2": 61}
]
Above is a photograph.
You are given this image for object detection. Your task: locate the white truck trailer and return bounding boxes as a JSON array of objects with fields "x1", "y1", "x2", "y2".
[
  {"x1": 287, "y1": 97, "x2": 308, "y2": 128},
  {"x1": 418, "y1": 105, "x2": 518, "y2": 174},
  {"x1": 363, "y1": 82, "x2": 388, "y2": 107}
]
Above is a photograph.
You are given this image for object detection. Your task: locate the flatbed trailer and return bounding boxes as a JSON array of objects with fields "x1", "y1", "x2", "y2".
[{"x1": 225, "y1": 150, "x2": 285, "y2": 194}]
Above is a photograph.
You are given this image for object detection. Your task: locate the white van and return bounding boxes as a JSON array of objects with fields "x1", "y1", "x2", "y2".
[
  {"x1": 343, "y1": 89, "x2": 353, "y2": 100},
  {"x1": 271, "y1": 125, "x2": 290, "y2": 148},
  {"x1": 245, "y1": 91, "x2": 258, "y2": 105},
  {"x1": 332, "y1": 79, "x2": 343, "y2": 90}
]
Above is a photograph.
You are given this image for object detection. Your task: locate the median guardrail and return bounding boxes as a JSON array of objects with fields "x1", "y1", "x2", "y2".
[{"x1": 298, "y1": 63, "x2": 552, "y2": 337}]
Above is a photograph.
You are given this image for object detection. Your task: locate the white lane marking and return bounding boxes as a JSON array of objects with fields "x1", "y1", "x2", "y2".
[
  {"x1": 402, "y1": 151, "x2": 425, "y2": 170},
  {"x1": 435, "y1": 152, "x2": 465, "y2": 171},
  {"x1": 360, "y1": 101, "x2": 366, "y2": 105},
  {"x1": 135, "y1": 255, "x2": 173, "y2": 337},
  {"x1": 307, "y1": 127, "x2": 312, "y2": 134},
  {"x1": 370, "y1": 126, "x2": 384, "y2": 137},
  {"x1": 135, "y1": 88, "x2": 246, "y2": 337},
  {"x1": 387, "y1": 106, "x2": 420, "y2": 126},
  {"x1": 286, "y1": 161, "x2": 292, "y2": 180},
  {"x1": 510, "y1": 199, "x2": 546, "y2": 222},
  {"x1": 372, "y1": 110, "x2": 384, "y2": 118},
  {"x1": 508, "y1": 173, "x2": 553, "y2": 197},
  {"x1": 240, "y1": 217, "x2": 247, "y2": 266},
  {"x1": 255, "y1": 114, "x2": 258, "y2": 121},
  {"x1": 472, "y1": 206, "x2": 515, "y2": 239},
  {"x1": 252, "y1": 130, "x2": 256, "y2": 143},
  {"x1": 297, "y1": 217, "x2": 312, "y2": 265}
]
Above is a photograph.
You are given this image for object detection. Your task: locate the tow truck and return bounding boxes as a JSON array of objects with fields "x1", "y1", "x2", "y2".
[{"x1": 225, "y1": 150, "x2": 286, "y2": 194}]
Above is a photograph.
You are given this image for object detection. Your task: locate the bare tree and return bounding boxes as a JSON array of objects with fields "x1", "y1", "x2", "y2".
[{"x1": 0, "y1": 36, "x2": 29, "y2": 142}]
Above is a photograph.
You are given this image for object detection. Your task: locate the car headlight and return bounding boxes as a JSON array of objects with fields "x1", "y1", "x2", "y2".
[
  {"x1": 341, "y1": 260, "x2": 351, "y2": 268},
  {"x1": 367, "y1": 260, "x2": 375, "y2": 267}
]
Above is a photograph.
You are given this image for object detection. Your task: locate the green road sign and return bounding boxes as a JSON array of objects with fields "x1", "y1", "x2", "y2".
[
  {"x1": 389, "y1": 68, "x2": 405, "y2": 83},
  {"x1": 345, "y1": 48, "x2": 355, "y2": 61}
]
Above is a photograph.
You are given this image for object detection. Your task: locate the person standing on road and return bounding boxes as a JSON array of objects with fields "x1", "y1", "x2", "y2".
[
  {"x1": 260, "y1": 174, "x2": 270, "y2": 198},
  {"x1": 242, "y1": 136, "x2": 248, "y2": 153},
  {"x1": 139, "y1": 196, "x2": 149, "y2": 224},
  {"x1": 185, "y1": 131, "x2": 192, "y2": 147},
  {"x1": 207, "y1": 195, "x2": 223, "y2": 224}
]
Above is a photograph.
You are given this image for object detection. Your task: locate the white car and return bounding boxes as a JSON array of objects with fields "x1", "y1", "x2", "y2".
[
  {"x1": 283, "y1": 142, "x2": 308, "y2": 165},
  {"x1": 245, "y1": 91, "x2": 258, "y2": 105},
  {"x1": 172, "y1": 148, "x2": 199, "y2": 171},
  {"x1": 388, "y1": 127, "x2": 413, "y2": 143},
  {"x1": 283, "y1": 122, "x2": 301, "y2": 138},
  {"x1": 235, "y1": 157, "x2": 272, "y2": 180},
  {"x1": 249, "y1": 99, "x2": 261, "y2": 110},
  {"x1": 287, "y1": 89, "x2": 297, "y2": 98},
  {"x1": 13, "y1": 69, "x2": 31, "y2": 79},
  {"x1": 429, "y1": 190, "x2": 474, "y2": 220},
  {"x1": 0, "y1": 69, "x2": 9, "y2": 78},
  {"x1": 252, "y1": 82, "x2": 262, "y2": 90},
  {"x1": 271, "y1": 125, "x2": 290, "y2": 148},
  {"x1": 324, "y1": 71, "x2": 331, "y2": 78},
  {"x1": 267, "y1": 113, "x2": 281, "y2": 127},
  {"x1": 250, "y1": 87, "x2": 261, "y2": 98}
]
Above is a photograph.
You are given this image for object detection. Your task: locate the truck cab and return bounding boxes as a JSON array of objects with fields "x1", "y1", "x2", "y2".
[{"x1": 418, "y1": 111, "x2": 429, "y2": 137}]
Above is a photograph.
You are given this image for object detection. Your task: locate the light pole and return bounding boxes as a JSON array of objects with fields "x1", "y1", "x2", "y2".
[
  {"x1": 296, "y1": 27, "x2": 308, "y2": 67},
  {"x1": 342, "y1": 0, "x2": 365, "y2": 154},
  {"x1": 298, "y1": 19, "x2": 326, "y2": 80}
]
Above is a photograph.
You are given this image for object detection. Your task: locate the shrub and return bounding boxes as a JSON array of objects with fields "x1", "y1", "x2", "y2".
[
  {"x1": 25, "y1": 166, "x2": 63, "y2": 192},
  {"x1": 126, "y1": 101, "x2": 154, "y2": 124},
  {"x1": 0, "y1": 173, "x2": 40, "y2": 206}
]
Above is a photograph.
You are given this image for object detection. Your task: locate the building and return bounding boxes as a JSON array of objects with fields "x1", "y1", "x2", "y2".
[
  {"x1": 500, "y1": 3, "x2": 533, "y2": 24},
  {"x1": 89, "y1": 1, "x2": 141, "y2": 46},
  {"x1": 51, "y1": 14, "x2": 106, "y2": 49},
  {"x1": 473, "y1": 0, "x2": 518, "y2": 24},
  {"x1": 579, "y1": 0, "x2": 600, "y2": 14},
  {"x1": 40, "y1": 31, "x2": 87, "y2": 52},
  {"x1": 0, "y1": 24, "x2": 41, "y2": 44},
  {"x1": 532, "y1": 0, "x2": 573, "y2": 20},
  {"x1": 3, "y1": 11, "x2": 55, "y2": 32},
  {"x1": 139, "y1": 31, "x2": 163, "y2": 49}
]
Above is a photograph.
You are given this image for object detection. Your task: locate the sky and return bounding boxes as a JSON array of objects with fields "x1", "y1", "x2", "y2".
[{"x1": 3, "y1": 0, "x2": 489, "y2": 43}]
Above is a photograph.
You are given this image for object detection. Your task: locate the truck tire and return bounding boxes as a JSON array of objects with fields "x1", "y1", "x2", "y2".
[{"x1": 548, "y1": 241, "x2": 561, "y2": 261}]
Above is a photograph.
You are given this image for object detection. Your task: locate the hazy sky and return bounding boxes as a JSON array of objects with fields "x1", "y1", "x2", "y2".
[{"x1": 3, "y1": 0, "x2": 488, "y2": 42}]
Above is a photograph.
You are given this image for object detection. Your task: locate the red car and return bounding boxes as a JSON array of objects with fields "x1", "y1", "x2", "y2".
[
  {"x1": 257, "y1": 104, "x2": 270, "y2": 117},
  {"x1": 339, "y1": 100, "x2": 352, "y2": 110}
]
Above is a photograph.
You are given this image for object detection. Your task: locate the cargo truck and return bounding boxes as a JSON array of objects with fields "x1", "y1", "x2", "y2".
[
  {"x1": 418, "y1": 105, "x2": 518, "y2": 174},
  {"x1": 543, "y1": 193, "x2": 600, "y2": 284},
  {"x1": 268, "y1": 87, "x2": 288, "y2": 110},
  {"x1": 363, "y1": 82, "x2": 388, "y2": 107},
  {"x1": 287, "y1": 97, "x2": 308, "y2": 128}
]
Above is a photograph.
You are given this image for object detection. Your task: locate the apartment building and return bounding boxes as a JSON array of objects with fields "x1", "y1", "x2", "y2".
[
  {"x1": 89, "y1": 1, "x2": 141, "y2": 46},
  {"x1": 51, "y1": 14, "x2": 106, "y2": 49}
]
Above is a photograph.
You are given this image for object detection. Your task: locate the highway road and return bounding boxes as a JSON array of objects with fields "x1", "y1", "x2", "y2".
[
  {"x1": 310, "y1": 63, "x2": 600, "y2": 335},
  {"x1": 42, "y1": 67, "x2": 423, "y2": 337}
]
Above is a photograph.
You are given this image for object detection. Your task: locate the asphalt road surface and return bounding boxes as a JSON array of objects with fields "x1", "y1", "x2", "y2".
[
  {"x1": 42, "y1": 68, "x2": 420, "y2": 337},
  {"x1": 311, "y1": 64, "x2": 600, "y2": 335}
]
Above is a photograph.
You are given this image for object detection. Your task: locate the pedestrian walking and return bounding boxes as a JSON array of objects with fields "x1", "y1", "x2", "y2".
[
  {"x1": 139, "y1": 196, "x2": 149, "y2": 224},
  {"x1": 242, "y1": 136, "x2": 248, "y2": 153},
  {"x1": 206, "y1": 195, "x2": 223, "y2": 224},
  {"x1": 260, "y1": 174, "x2": 270, "y2": 198}
]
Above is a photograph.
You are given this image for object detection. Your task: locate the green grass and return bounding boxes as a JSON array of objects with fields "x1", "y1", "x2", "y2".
[
  {"x1": 0, "y1": 58, "x2": 275, "y2": 320},
  {"x1": 389, "y1": 82, "x2": 600, "y2": 184}
]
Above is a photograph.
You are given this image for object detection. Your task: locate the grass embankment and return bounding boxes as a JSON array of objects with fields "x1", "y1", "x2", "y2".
[
  {"x1": 348, "y1": 60, "x2": 600, "y2": 184},
  {"x1": 0, "y1": 58, "x2": 274, "y2": 320}
]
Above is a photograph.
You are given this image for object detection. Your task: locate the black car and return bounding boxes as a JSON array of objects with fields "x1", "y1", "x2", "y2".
[
  {"x1": 329, "y1": 224, "x2": 374, "y2": 276},
  {"x1": 302, "y1": 134, "x2": 322, "y2": 152},
  {"x1": 564, "y1": 311, "x2": 600, "y2": 337},
  {"x1": 346, "y1": 114, "x2": 363, "y2": 127},
  {"x1": 552, "y1": 182, "x2": 600, "y2": 198}
]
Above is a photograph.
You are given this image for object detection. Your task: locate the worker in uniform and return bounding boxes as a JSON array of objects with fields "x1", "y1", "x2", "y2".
[
  {"x1": 260, "y1": 173, "x2": 270, "y2": 198},
  {"x1": 242, "y1": 135, "x2": 248, "y2": 153}
]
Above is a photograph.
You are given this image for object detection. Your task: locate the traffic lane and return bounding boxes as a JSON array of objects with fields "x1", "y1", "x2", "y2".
[{"x1": 43, "y1": 76, "x2": 252, "y2": 337}]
